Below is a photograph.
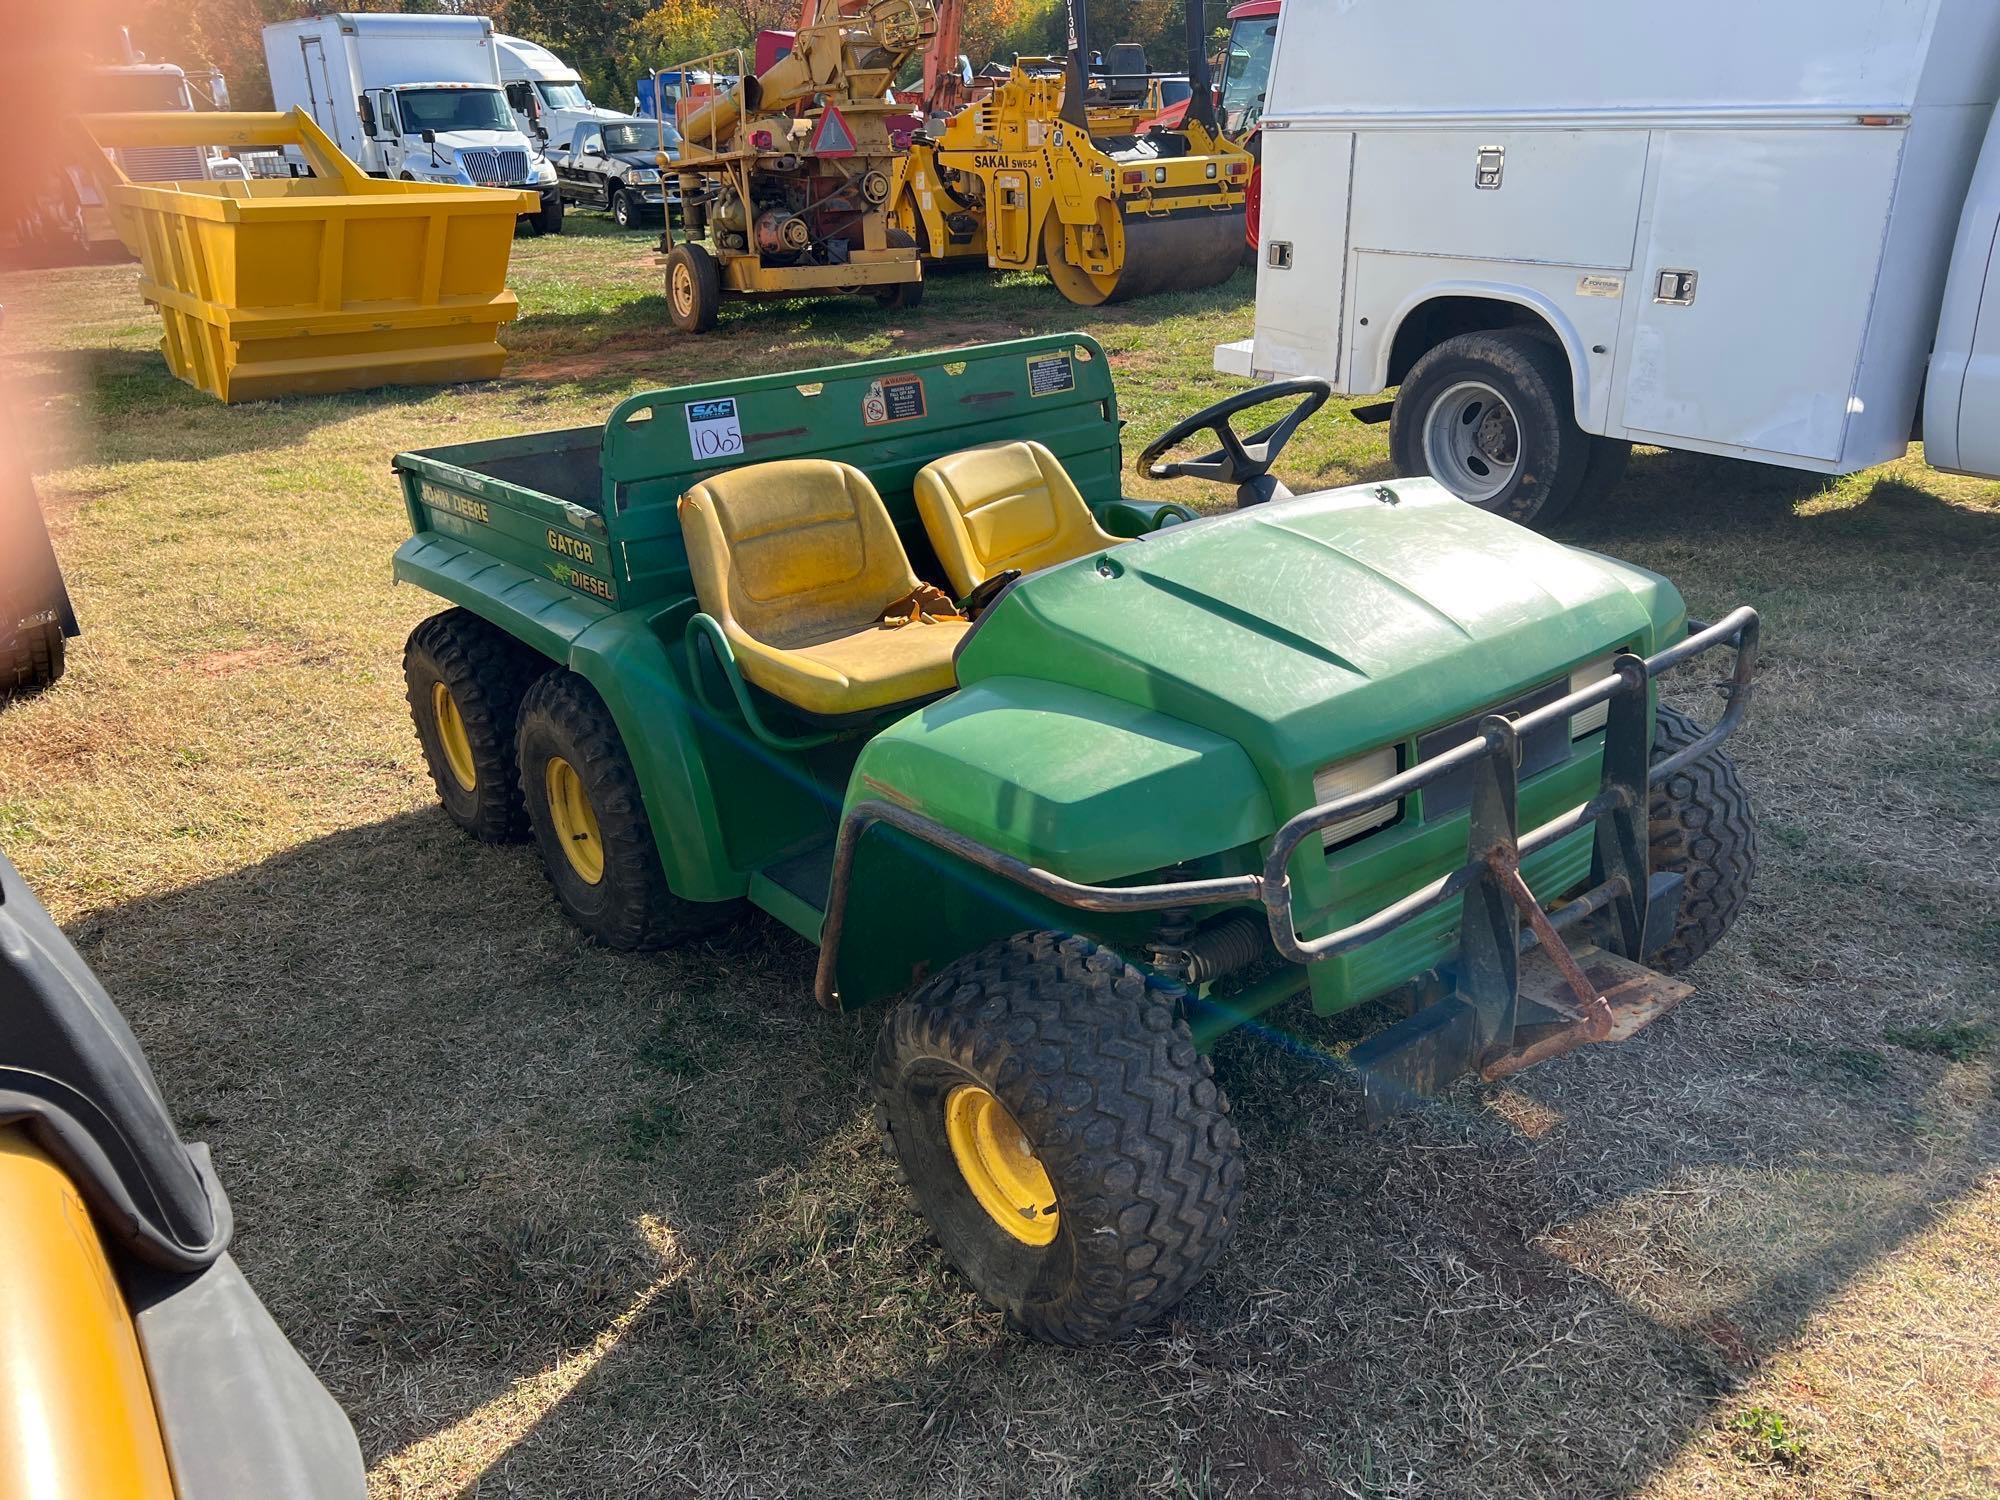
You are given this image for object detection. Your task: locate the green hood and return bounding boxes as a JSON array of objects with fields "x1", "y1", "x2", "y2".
[{"x1": 955, "y1": 479, "x2": 1683, "y2": 783}]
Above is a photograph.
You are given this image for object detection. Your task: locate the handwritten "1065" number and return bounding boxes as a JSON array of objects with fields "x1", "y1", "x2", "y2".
[{"x1": 685, "y1": 397, "x2": 745, "y2": 458}]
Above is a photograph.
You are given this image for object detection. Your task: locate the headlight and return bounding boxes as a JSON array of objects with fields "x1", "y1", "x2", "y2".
[
  {"x1": 1568, "y1": 655, "x2": 1619, "y2": 738},
  {"x1": 630, "y1": 167, "x2": 661, "y2": 184},
  {"x1": 1311, "y1": 746, "x2": 1401, "y2": 850},
  {"x1": 531, "y1": 159, "x2": 557, "y2": 183}
]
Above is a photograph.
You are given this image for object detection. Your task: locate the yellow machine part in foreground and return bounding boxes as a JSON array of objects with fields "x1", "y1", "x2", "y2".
[
  {"x1": 77, "y1": 110, "x2": 537, "y2": 403},
  {"x1": 0, "y1": 1127, "x2": 174, "y2": 1499}
]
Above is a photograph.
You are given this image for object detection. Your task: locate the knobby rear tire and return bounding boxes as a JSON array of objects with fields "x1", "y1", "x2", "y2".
[
  {"x1": 404, "y1": 609, "x2": 539, "y2": 842},
  {"x1": 516, "y1": 670, "x2": 738, "y2": 949}
]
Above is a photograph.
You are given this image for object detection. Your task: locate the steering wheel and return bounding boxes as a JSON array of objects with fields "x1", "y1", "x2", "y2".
[{"x1": 1135, "y1": 379, "x2": 1333, "y2": 505}]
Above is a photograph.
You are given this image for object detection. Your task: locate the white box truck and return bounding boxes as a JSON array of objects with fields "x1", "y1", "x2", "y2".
[
  {"x1": 262, "y1": 12, "x2": 564, "y2": 233},
  {"x1": 1214, "y1": 0, "x2": 2000, "y2": 525}
]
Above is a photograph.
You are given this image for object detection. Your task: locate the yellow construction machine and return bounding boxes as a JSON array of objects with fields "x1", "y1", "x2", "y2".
[
  {"x1": 892, "y1": 0, "x2": 1250, "y2": 305},
  {"x1": 663, "y1": 0, "x2": 935, "y2": 331}
]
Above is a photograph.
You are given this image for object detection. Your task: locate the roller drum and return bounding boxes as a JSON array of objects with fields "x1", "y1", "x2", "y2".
[{"x1": 1044, "y1": 202, "x2": 1246, "y2": 307}]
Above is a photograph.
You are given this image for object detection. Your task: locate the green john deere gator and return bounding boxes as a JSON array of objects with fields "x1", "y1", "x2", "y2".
[{"x1": 390, "y1": 334, "x2": 1759, "y2": 1344}]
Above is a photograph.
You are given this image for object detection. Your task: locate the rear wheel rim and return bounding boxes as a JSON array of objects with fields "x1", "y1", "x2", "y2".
[
  {"x1": 544, "y1": 755, "x2": 605, "y2": 884},
  {"x1": 431, "y1": 682, "x2": 477, "y2": 792},
  {"x1": 1421, "y1": 379, "x2": 1521, "y2": 504},
  {"x1": 944, "y1": 1084, "x2": 1058, "y2": 1246}
]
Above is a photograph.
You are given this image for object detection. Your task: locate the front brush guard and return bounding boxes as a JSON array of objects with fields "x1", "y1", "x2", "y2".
[{"x1": 816, "y1": 608, "x2": 1760, "y2": 1108}]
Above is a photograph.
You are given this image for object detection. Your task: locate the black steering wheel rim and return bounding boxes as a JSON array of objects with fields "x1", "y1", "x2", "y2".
[{"x1": 1136, "y1": 378, "x2": 1334, "y2": 486}]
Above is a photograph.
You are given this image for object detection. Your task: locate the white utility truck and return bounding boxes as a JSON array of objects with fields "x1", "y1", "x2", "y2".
[
  {"x1": 262, "y1": 12, "x2": 563, "y2": 233},
  {"x1": 495, "y1": 33, "x2": 606, "y2": 152},
  {"x1": 1215, "y1": 0, "x2": 2000, "y2": 525}
]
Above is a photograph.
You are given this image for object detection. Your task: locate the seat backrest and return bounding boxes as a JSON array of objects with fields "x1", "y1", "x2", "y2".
[
  {"x1": 680, "y1": 459, "x2": 919, "y2": 648},
  {"x1": 914, "y1": 439, "x2": 1117, "y2": 596}
]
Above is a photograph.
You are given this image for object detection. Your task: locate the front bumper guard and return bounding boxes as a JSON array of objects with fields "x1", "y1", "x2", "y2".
[{"x1": 816, "y1": 608, "x2": 1759, "y2": 1104}]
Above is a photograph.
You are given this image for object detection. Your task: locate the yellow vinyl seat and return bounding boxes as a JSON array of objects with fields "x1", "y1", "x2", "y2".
[
  {"x1": 679, "y1": 458, "x2": 968, "y2": 717},
  {"x1": 914, "y1": 438, "x2": 1124, "y2": 597}
]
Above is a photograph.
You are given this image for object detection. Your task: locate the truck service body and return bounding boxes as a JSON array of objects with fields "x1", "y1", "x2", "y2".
[{"x1": 1218, "y1": 0, "x2": 2000, "y2": 487}]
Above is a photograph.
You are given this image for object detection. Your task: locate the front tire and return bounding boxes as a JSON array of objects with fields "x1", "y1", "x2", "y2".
[
  {"x1": 516, "y1": 670, "x2": 735, "y2": 948},
  {"x1": 404, "y1": 609, "x2": 539, "y2": 842},
  {"x1": 610, "y1": 186, "x2": 635, "y2": 229},
  {"x1": 874, "y1": 932, "x2": 1245, "y2": 1345},
  {"x1": 1646, "y1": 703, "x2": 1758, "y2": 973},
  {"x1": 1390, "y1": 329, "x2": 1589, "y2": 527},
  {"x1": 533, "y1": 192, "x2": 565, "y2": 236},
  {"x1": 665, "y1": 242, "x2": 721, "y2": 333}
]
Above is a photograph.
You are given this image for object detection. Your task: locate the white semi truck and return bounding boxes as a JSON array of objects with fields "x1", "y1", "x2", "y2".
[
  {"x1": 1215, "y1": 0, "x2": 2000, "y2": 525},
  {"x1": 262, "y1": 12, "x2": 563, "y2": 233},
  {"x1": 495, "y1": 33, "x2": 609, "y2": 152}
]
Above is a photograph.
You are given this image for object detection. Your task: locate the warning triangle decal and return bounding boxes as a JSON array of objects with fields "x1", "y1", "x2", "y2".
[{"x1": 811, "y1": 104, "x2": 857, "y2": 157}]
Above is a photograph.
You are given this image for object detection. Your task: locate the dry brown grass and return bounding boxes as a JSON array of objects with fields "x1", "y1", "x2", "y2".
[{"x1": 2, "y1": 217, "x2": 1996, "y2": 1498}]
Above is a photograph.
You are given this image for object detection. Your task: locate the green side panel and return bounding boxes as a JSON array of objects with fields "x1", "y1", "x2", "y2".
[
  {"x1": 829, "y1": 826, "x2": 1164, "y2": 1012},
  {"x1": 848, "y1": 677, "x2": 1275, "y2": 883},
  {"x1": 395, "y1": 458, "x2": 619, "y2": 609},
  {"x1": 393, "y1": 533, "x2": 613, "y2": 662},
  {"x1": 830, "y1": 678, "x2": 1274, "y2": 1008}
]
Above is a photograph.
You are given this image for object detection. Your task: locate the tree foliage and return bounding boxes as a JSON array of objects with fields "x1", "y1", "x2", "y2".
[{"x1": 106, "y1": 0, "x2": 1219, "y2": 119}]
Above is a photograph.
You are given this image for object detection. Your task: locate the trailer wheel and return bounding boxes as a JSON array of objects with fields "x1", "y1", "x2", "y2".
[
  {"x1": 404, "y1": 609, "x2": 539, "y2": 842},
  {"x1": 873, "y1": 931, "x2": 1244, "y2": 1345},
  {"x1": 4, "y1": 616, "x2": 65, "y2": 695},
  {"x1": 666, "y1": 243, "x2": 721, "y2": 333},
  {"x1": 1390, "y1": 330, "x2": 1589, "y2": 527},
  {"x1": 1646, "y1": 703, "x2": 1758, "y2": 973},
  {"x1": 517, "y1": 670, "x2": 736, "y2": 948}
]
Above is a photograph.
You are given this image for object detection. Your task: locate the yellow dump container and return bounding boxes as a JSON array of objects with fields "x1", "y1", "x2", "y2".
[{"x1": 77, "y1": 110, "x2": 538, "y2": 403}]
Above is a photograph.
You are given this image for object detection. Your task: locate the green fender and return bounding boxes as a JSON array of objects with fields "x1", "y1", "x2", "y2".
[
  {"x1": 829, "y1": 676, "x2": 1276, "y2": 1009},
  {"x1": 394, "y1": 534, "x2": 749, "y2": 903}
]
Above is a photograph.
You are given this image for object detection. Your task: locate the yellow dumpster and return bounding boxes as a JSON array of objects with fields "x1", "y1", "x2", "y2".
[{"x1": 76, "y1": 110, "x2": 538, "y2": 403}]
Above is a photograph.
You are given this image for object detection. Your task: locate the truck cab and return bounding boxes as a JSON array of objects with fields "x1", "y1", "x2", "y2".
[
  {"x1": 495, "y1": 32, "x2": 602, "y2": 152},
  {"x1": 262, "y1": 13, "x2": 563, "y2": 232}
]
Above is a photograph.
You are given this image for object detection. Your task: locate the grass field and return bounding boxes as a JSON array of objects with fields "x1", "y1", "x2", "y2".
[{"x1": 2, "y1": 214, "x2": 1997, "y2": 1499}]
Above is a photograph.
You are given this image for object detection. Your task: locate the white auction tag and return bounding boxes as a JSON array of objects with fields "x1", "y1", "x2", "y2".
[{"x1": 684, "y1": 397, "x2": 744, "y2": 459}]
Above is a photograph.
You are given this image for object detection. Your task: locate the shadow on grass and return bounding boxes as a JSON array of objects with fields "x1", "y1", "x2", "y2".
[{"x1": 63, "y1": 796, "x2": 1999, "y2": 1496}]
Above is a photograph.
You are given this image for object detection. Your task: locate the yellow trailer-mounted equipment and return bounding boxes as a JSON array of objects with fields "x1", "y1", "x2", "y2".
[
  {"x1": 77, "y1": 110, "x2": 536, "y2": 403},
  {"x1": 662, "y1": 0, "x2": 934, "y2": 331},
  {"x1": 893, "y1": 0, "x2": 1249, "y2": 305}
]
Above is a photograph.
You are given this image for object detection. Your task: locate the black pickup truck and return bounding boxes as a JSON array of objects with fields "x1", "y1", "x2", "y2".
[{"x1": 551, "y1": 117, "x2": 679, "y2": 228}]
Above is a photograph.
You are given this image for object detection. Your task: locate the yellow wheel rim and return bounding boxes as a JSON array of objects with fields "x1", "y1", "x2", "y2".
[
  {"x1": 544, "y1": 756, "x2": 605, "y2": 884},
  {"x1": 670, "y1": 261, "x2": 694, "y2": 318},
  {"x1": 944, "y1": 1084, "x2": 1058, "y2": 1246},
  {"x1": 431, "y1": 681, "x2": 477, "y2": 792}
]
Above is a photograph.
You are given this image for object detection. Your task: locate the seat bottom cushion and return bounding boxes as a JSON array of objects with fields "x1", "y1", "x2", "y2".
[{"x1": 731, "y1": 616, "x2": 970, "y2": 717}]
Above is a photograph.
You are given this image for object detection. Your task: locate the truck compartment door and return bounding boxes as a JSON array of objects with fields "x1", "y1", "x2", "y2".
[
  {"x1": 1249, "y1": 128, "x2": 1353, "y2": 382},
  {"x1": 1620, "y1": 128, "x2": 1903, "y2": 463}
]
